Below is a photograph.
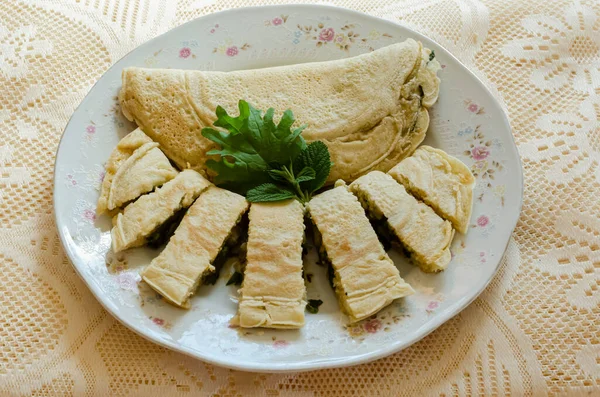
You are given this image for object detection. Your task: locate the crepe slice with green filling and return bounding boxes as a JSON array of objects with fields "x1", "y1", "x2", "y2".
[
  {"x1": 388, "y1": 146, "x2": 475, "y2": 234},
  {"x1": 306, "y1": 184, "x2": 414, "y2": 323},
  {"x1": 349, "y1": 171, "x2": 454, "y2": 273},
  {"x1": 232, "y1": 200, "x2": 306, "y2": 329},
  {"x1": 118, "y1": 39, "x2": 440, "y2": 183},
  {"x1": 111, "y1": 169, "x2": 211, "y2": 253},
  {"x1": 97, "y1": 128, "x2": 178, "y2": 215},
  {"x1": 141, "y1": 186, "x2": 249, "y2": 308}
]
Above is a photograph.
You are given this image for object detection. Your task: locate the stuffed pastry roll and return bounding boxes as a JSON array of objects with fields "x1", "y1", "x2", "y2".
[
  {"x1": 141, "y1": 186, "x2": 249, "y2": 308},
  {"x1": 307, "y1": 185, "x2": 414, "y2": 323},
  {"x1": 233, "y1": 200, "x2": 306, "y2": 329},
  {"x1": 111, "y1": 169, "x2": 211, "y2": 252},
  {"x1": 388, "y1": 146, "x2": 475, "y2": 233},
  {"x1": 349, "y1": 171, "x2": 454, "y2": 273}
]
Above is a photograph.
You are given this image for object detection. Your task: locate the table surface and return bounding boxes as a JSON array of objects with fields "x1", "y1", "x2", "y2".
[{"x1": 1, "y1": 0, "x2": 599, "y2": 396}]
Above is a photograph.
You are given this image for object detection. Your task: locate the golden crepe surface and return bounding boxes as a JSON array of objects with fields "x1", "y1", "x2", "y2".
[
  {"x1": 111, "y1": 169, "x2": 211, "y2": 253},
  {"x1": 307, "y1": 185, "x2": 414, "y2": 323},
  {"x1": 349, "y1": 171, "x2": 454, "y2": 273},
  {"x1": 388, "y1": 146, "x2": 475, "y2": 234},
  {"x1": 119, "y1": 39, "x2": 440, "y2": 183},
  {"x1": 233, "y1": 200, "x2": 306, "y2": 329},
  {"x1": 141, "y1": 186, "x2": 249, "y2": 308},
  {"x1": 97, "y1": 129, "x2": 155, "y2": 214}
]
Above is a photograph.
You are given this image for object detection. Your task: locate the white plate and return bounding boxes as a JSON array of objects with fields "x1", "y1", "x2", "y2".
[{"x1": 54, "y1": 5, "x2": 523, "y2": 372}]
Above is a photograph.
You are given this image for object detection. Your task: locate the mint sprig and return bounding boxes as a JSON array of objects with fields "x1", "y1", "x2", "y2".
[
  {"x1": 247, "y1": 141, "x2": 331, "y2": 203},
  {"x1": 202, "y1": 100, "x2": 333, "y2": 203},
  {"x1": 201, "y1": 100, "x2": 307, "y2": 194}
]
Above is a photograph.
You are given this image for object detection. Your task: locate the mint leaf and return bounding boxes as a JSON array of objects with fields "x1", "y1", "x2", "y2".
[
  {"x1": 296, "y1": 167, "x2": 316, "y2": 183},
  {"x1": 428, "y1": 50, "x2": 435, "y2": 62},
  {"x1": 294, "y1": 141, "x2": 332, "y2": 194},
  {"x1": 201, "y1": 100, "x2": 307, "y2": 194},
  {"x1": 214, "y1": 101, "x2": 249, "y2": 132},
  {"x1": 246, "y1": 183, "x2": 296, "y2": 203}
]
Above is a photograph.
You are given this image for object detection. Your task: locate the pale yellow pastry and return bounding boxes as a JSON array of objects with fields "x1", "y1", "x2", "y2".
[
  {"x1": 97, "y1": 128, "x2": 154, "y2": 214},
  {"x1": 118, "y1": 40, "x2": 440, "y2": 183},
  {"x1": 349, "y1": 171, "x2": 454, "y2": 273},
  {"x1": 388, "y1": 146, "x2": 475, "y2": 233},
  {"x1": 106, "y1": 142, "x2": 178, "y2": 211},
  {"x1": 233, "y1": 200, "x2": 306, "y2": 329},
  {"x1": 306, "y1": 185, "x2": 414, "y2": 323},
  {"x1": 141, "y1": 186, "x2": 249, "y2": 308},
  {"x1": 111, "y1": 169, "x2": 211, "y2": 253}
]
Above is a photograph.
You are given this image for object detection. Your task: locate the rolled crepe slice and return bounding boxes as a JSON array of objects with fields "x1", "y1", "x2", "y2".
[
  {"x1": 306, "y1": 185, "x2": 414, "y2": 323},
  {"x1": 97, "y1": 128, "x2": 153, "y2": 215},
  {"x1": 349, "y1": 171, "x2": 454, "y2": 273},
  {"x1": 233, "y1": 200, "x2": 306, "y2": 329},
  {"x1": 141, "y1": 186, "x2": 249, "y2": 308},
  {"x1": 388, "y1": 146, "x2": 475, "y2": 234},
  {"x1": 106, "y1": 142, "x2": 178, "y2": 211},
  {"x1": 111, "y1": 169, "x2": 211, "y2": 253},
  {"x1": 118, "y1": 39, "x2": 441, "y2": 183}
]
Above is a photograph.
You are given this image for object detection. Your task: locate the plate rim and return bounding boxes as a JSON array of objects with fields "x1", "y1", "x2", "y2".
[{"x1": 53, "y1": 3, "x2": 524, "y2": 373}]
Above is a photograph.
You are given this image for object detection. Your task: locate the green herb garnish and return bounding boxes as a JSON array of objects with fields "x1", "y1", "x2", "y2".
[
  {"x1": 306, "y1": 299, "x2": 323, "y2": 314},
  {"x1": 428, "y1": 50, "x2": 435, "y2": 62},
  {"x1": 226, "y1": 271, "x2": 244, "y2": 286},
  {"x1": 245, "y1": 183, "x2": 295, "y2": 202},
  {"x1": 202, "y1": 100, "x2": 333, "y2": 203}
]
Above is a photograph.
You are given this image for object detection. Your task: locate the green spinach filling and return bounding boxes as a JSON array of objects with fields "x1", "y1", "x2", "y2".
[
  {"x1": 147, "y1": 208, "x2": 187, "y2": 248},
  {"x1": 356, "y1": 194, "x2": 410, "y2": 257},
  {"x1": 204, "y1": 212, "x2": 249, "y2": 285},
  {"x1": 310, "y1": 217, "x2": 334, "y2": 287}
]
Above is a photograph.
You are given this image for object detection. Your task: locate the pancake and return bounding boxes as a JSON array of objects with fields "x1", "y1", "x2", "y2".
[
  {"x1": 233, "y1": 200, "x2": 306, "y2": 329},
  {"x1": 349, "y1": 171, "x2": 454, "y2": 273},
  {"x1": 107, "y1": 142, "x2": 178, "y2": 211},
  {"x1": 111, "y1": 169, "x2": 211, "y2": 252},
  {"x1": 118, "y1": 39, "x2": 440, "y2": 183},
  {"x1": 141, "y1": 186, "x2": 249, "y2": 308},
  {"x1": 97, "y1": 129, "x2": 154, "y2": 214},
  {"x1": 306, "y1": 184, "x2": 414, "y2": 323},
  {"x1": 388, "y1": 146, "x2": 475, "y2": 233}
]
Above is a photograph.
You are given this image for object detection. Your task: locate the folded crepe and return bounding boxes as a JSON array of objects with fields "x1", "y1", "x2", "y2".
[
  {"x1": 118, "y1": 39, "x2": 441, "y2": 183},
  {"x1": 97, "y1": 129, "x2": 178, "y2": 215},
  {"x1": 388, "y1": 146, "x2": 475, "y2": 233},
  {"x1": 97, "y1": 129, "x2": 151, "y2": 214},
  {"x1": 349, "y1": 171, "x2": 454, "y2": 273}
]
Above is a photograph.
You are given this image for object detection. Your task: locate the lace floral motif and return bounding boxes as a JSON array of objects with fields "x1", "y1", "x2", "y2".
[
  {"x1": 0, "y1": 24, "x2": 52, "y2": 78},
  {"x1": 535, "y1": 211, "x2": 600, "y2": 310},
  {"x1": 502, "y1": 1, "x2": 600, "y2": 93},
  {"x1": 520, "y1": 94, "x2": 600, "y2": 183}
]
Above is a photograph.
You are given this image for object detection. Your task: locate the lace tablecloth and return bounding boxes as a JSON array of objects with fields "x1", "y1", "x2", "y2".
[{"x1": 1, "y1": 0, "x2": 599, "y2": 395}]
